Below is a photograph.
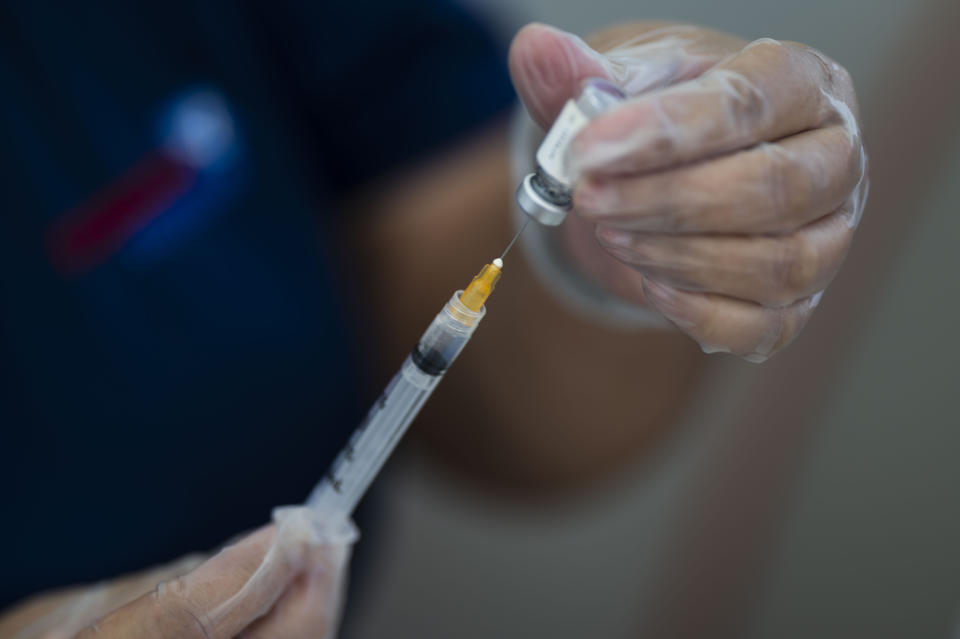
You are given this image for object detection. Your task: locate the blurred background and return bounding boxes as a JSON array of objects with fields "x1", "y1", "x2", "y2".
[
  {"x1": 4, "y1": 0, "x2": 958, "y2": 637},
  {"x1": 341, "y1": 0, "x2": 960, "y2": 638}
]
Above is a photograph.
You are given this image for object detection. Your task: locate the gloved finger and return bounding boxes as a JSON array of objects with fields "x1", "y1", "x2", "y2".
[
  {"x1": 508, "y1": 23, "x2": 611, "y2": 128},
  {"x1": 0, "y1": 556, "x2": 207, "y2": 638},
  {"x1": 236, "y1": 542, "x2": 351, "y2": 639},
  {"x1": 234, "y1": 574, "x2": 312, "y2": 639},
  {"x1": 570, "y1": 39, "x2": 859, "y2": 176},
  {"x1": 234, "y1": 507, "x2": 355, "y2": 639},
  {"x1": 596, "y1": 208, "x2": 854, "y2": 306},
  {"x1": 557, "y1": 209, "x2": 652, "y2": 306},
  {"x1": 508, "y1": 23, "x2": 732, "y2": 129},
  {"x1": 73, "y1": 525, "x2": 292, "y2": 639},
  {"x1": 575, "y1": 124, "x2": 864, "y2": 234},
  {"x1": 641, "y1": 278, "x2": 820, "y2": 362}
]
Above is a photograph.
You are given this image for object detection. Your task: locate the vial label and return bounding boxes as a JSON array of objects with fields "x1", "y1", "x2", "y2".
[{"x1": 536, "y1": 100, "x2": 589, "y2": 187}]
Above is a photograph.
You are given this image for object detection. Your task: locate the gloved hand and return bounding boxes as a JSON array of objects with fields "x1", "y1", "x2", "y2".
[
  {"x1": 509, "y1": 23, "x2": 868, "y2": 361},
  {"x1": 0, "y1": 507, "x2": 356, "y2": 639}
]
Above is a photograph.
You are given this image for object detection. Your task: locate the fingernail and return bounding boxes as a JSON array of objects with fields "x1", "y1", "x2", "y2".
[
  {"x1": 596, "y1": 227, "x2": 658, "y2": 264},
  {"x1": 642, "y1": 279, "x2": 693, "y2": 329},
  {"x1": 540, "y1": 23, "x2": 594, "y2": 53},
  {"x1": 810, "y1": 290, "x2": 824, "y2": 309},
  {"x1": 595, "y1": 225, "x2": 633, "y2": 248},
  {"x1": 643, "y1": 277, "x2": 670, "y2": 296},
  {"x1": 574, "y1": 177, "x2": 613, "y2": 214},
  {"x1": 605, "y1": 48, "x2": 686, "y2": 94},
  {"x1": 701, "y1": 344, "x2": 731, "y2": 355}
]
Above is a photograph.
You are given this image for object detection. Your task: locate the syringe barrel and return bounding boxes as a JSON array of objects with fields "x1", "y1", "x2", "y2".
[
  {"x1": 412, "y1": 293, "x2": 485, "y2": 374},
  {"x1": 306, "y1": 292, "x2": 485, "y2": 518}
]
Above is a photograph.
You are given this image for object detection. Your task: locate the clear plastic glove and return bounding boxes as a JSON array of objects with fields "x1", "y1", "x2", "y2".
[
  {"x1": 0, "y1": 507, "x2": 356, "y2": 639},
  {"x1": 509, "y1": 23, "x2": 868, "y2": 361}
]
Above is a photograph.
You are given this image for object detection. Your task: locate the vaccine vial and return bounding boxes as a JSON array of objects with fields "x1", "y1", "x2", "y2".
[{"x1": 516, "y1": 78, "x2": 627, "y2": 226}]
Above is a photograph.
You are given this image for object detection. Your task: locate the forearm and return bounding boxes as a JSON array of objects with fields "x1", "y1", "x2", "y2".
[{"x1": 341, "y1": 124, "x2": 704, "y2": 492}]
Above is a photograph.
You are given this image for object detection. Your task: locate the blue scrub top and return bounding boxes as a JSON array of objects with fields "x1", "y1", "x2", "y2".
[{"x1": 0, "y1": 0, "x2": 514, "y2": 608}]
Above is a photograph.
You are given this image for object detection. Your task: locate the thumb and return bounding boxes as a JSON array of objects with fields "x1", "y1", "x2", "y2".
[
  {"x1": 508, "y1": 23, "x2": 612, "y2": 128},
  {"x1": 73, "y1": 525, "x2": 291, "y2": 639}
]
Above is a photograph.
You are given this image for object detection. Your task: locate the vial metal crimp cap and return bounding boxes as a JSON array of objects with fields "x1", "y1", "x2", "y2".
[{"x1": 516, "y1": 171, "x2": 571, "y2": 226}]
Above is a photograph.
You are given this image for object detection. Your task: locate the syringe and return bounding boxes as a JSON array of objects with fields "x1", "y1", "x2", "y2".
[
  {"x1": 306, "y1": 256, "x2": 505, "y2": 518},
  {"x1": 306, "y1": 79, "x2": 624, "y2": 520}
]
